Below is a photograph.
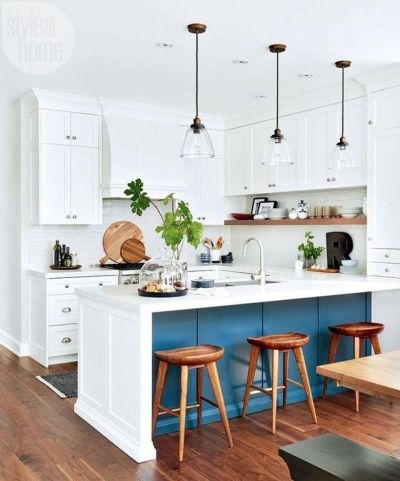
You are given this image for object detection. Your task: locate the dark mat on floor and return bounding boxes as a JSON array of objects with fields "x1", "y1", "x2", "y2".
[{"x1": 36, "y1": 370, "x2": 77, "y2": 398}]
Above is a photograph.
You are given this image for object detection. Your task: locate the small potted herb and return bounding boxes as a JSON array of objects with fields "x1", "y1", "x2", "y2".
[
  {"x1": 298, "y1": 231, "x2": 324, "y2": 268},
  {"x1": 124, "y1": 179, "x2": 203, "y2": 260}
]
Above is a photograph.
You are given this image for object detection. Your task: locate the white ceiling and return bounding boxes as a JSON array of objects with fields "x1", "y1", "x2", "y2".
[{"x1": 2, "y1": 0, "x2": 400, "y2": 115}]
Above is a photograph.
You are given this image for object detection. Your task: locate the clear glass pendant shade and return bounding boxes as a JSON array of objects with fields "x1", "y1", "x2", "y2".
[
  {"x1": 262, "y1": 136, "x2": 292, "y2": 166},
  {"x1": 330, "y1": 142, "x2": 356, "y2": 177},
  {"x1": 180, "y1": 125, "x2": 215, "y2": 159}
]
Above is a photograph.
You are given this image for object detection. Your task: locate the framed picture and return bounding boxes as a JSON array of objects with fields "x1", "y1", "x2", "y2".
[
  {"x1": 257, "y1": 201, "x2": 277, "y2": 216},
  {"x1": 251, "y1": 197, "x2": 268, "y2": 215}
]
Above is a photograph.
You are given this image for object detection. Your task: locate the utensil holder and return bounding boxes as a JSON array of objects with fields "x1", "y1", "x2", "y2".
[{"x1": 210, "y1": 249, "x2": 222, "y2": 262}]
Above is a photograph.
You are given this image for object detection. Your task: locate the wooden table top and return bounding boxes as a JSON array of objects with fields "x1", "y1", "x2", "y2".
[{"x1": 317, "y1": 350, "x2": 400, "y2": 403}]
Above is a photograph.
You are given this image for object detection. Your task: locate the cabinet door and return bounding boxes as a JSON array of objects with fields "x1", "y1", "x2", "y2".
[
  {"x1": 225, "y1": 127, "x2": 252, "y2": 195},
  {"x1": 275, "y1": 115, "x2": 299, "y2": 191},
  {"x1": 369, "y1": 86, "x2": 400, "y2": 130},
  {"x1": 41, "y1": 110, "x2": 70, "y2": 145},
  {"x1": 368, "y1": 127, "x2": 400, "y2": 248},
  {"x1": 302, "y1": 107, "x2": 331, "y2": 189},
  {"x1": 159, "y1": 124, "x2": 186, "y2": 190},
  {"x1": 328, "y1": 98, "x2": 367, "y2": 187},
  {"x1": 70, "y1": 147, "x2": 99, "y2": 224},
  {"x1": 199, "y1": 157, "x2": 220, "y2": 225},
  {"x1": 70, "y1": 113, "x2": 99, "y2": 147},
  {"x1": 252, "y1": 121, "x2": 278, "y2": 194},
  {"x1": 40, "y1": 144, "x2": 70, "y2": 224}
]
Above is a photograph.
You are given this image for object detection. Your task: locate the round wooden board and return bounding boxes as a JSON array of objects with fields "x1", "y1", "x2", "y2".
[
  {"x1": 120, "y1": 238, "x2": 150, "y2": 263},
  {"x1": 102, "y1": 221, "x2": 143, "y2": 263}
]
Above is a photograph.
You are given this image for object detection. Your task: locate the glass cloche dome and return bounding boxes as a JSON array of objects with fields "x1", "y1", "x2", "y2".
[{"x1": 138, "y1": 249, "x2": 187, "y2": 297}]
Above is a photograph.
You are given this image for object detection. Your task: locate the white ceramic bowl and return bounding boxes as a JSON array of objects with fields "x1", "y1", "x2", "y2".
[
  {"x1": 341, "y1": 213, "x2": 359, "y2": 218},
  {"x1": 341, "y1": 259, "x2": 358, "y2": 267}
]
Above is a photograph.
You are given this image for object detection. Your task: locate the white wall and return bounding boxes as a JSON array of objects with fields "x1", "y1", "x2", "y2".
[
  {"x1": 0, "y1": 100, "x2": 22, "y2": 352},
  {"x1": 230, "y1": 188, "x2": 367, "y2": 270}
]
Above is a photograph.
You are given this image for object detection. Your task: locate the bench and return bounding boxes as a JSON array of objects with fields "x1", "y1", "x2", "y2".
[{"x1": 279, "y1": 433, "x2": 400, "y2": 481}]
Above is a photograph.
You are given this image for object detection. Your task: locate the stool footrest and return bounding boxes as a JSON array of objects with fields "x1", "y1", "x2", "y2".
[
  {"x1": 287, "y1": 378, "x2": 304, "y2": 389},
  {"x1": 158, "y1": 403, "x2": 200, "y2": 417},
  {"x1": 250, "y1": 384, "x2": 286, "y2": 396}
]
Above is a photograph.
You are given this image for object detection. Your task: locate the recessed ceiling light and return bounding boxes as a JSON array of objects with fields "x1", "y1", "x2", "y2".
[
  {"x1": 232, "y1": 59, "x2": 248, "y2": 65},
  {"x1": 155, "y1": 42, "x2": 174, "y2": 48},
  {"x1": 298, "y1": 73, "x2": 314, "y2": 78}
]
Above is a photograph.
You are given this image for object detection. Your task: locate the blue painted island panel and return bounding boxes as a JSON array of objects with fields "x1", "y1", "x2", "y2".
[{"x1": 152, "y1": 293, "x2": 370, "y2": 435}]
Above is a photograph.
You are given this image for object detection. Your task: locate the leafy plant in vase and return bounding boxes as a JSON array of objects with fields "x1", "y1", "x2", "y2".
[
  {"x1": 124, "y1": 179, "x2": 203, "y2": 261},
  {"x1": 298, "y1": 231, "x2": 324, "y2": 268}
]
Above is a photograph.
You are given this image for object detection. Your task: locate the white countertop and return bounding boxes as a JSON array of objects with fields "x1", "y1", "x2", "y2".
[{"x1": 76, "y1": 267, "x2": 400, "y2": 314}]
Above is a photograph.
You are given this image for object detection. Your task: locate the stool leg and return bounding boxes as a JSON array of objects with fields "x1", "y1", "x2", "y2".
[
  {"x1": 206, "y1": 362, "x2": 233, "y2": 448},
  {"x1": 354, "y1": 337, "x2": 361, "y2": 413},
  {"x1": 197, "y1": 367, "x2": 203, "y2": 429},
  {"x1": 283, "y1": 351, "x2": 289, "y2": 408},
  {"x1": 293, "y1": 347, "x2": 318, "y2": 424},
  {"x1": 179, "y1": 365, "x2": 188, "y2": 462},
  {"x1": 152, "y1": 361, "x2": 169, "y2": 436},
  {"x1": 271, "y1": 349, "x2": 279, "y2": 434},
  {"x1": 322, "y1": 333, "x2": 340, "y2": 399},
  {"x1": 242, "y1": 345, "x2": 260, "y2": 417},
  {"x1": 370, "y1": 335, "x2": 382, "y2": 355}
]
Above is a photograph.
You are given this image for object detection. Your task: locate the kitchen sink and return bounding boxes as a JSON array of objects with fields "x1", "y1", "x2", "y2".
[{"x1": 215, "y1": 279, "x2": 280, "y2": 287}]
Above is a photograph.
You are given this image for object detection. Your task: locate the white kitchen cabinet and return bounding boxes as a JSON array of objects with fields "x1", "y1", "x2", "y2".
[
  {"x1": 41, "y1": 110, "x2": 71, "y2": 145},
  {"x1": 71, "y1": 112, "x2": 99, "y2": 147},
  {"x1": 27, "y1": 273, "x2": 118, "y2": 367},
  {"x1": 225, "y1": 126, "x2": 253, "y2": 195}
]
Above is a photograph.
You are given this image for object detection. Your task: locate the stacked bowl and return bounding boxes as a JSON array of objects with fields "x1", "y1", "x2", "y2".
[
  {"x1": 200, "y1": 252, "x2": 211, "y2": 264},
  {"x1": 267, "y1": 208, "x2": 288, "y2": 220},
  {"x1": 339, "y1": 206, "x2": 362, "y2": 219}
]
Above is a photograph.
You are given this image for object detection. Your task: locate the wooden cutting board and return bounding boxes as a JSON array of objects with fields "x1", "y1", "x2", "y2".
[
  {"x1": 100, "y1": 221, "x2": 143, "y2": 264},
  {"x1": 120, "y1": 238, "x2": 150, "y2": 263},
  {"x1": 306, "y1": 268, "x2": 339, "y2": 273}
]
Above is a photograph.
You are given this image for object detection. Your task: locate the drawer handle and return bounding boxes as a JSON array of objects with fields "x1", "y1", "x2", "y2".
[
  {"x1": 385, "y1": 268, "x2": 390, "y2": 273},
  {"x1": 98, "y1": 282, "x2": 103, "y2": 286},
  {"x1": 62, "y1": 307, "x2": 72, "y2": 313},
  {"x1": 65, "y1": 284, "x2": 70, "y2": 288},
  {"x1": 62, "y1": 337, "x2": 72, "y2": 344},
  {"x1": 385, "y1": 253, "x2": 390, "y2": 258}
]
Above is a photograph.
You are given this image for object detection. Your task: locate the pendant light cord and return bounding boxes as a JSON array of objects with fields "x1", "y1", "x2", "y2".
[
  {"x1": 195, "y1": 31, "x2": 199, "y2": 118},
  {"x1": 276, "y1": 51, "x2": 279, "y2": 130},
  {"x1": 341, "y1": 66, "x2": 345, "y2": 138}
]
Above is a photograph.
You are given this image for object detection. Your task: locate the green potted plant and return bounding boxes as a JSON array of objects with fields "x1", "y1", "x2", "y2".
[
  {"x1": 298, "y1": 231, "x2": 324, "y2": 268},
  {"x1": 124, "y1": 179, "x2": 203, "y2": 260}
]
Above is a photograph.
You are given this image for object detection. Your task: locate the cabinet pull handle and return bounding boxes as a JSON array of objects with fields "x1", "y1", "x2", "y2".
[
  {"x1": 327, "y1": 178, "x2": 331, "y2": 182},
  {"x1": 72, "y1": 215, "x2": 77, "y2": 219},
  {"x1": 66, "y1": 215, "x2": 71, "y2": 219},
  {"x1": 197, "y1": 217, "x2": 201, "y2": 220},
  {"x1": 385, "y1": 268, "x2": 390, "y2": 273},
  {"x1": 65, "y1": 284, "x2": 70, "y2": 288},
  {"x1": 72, "y1": 136, "x2": 77, "y2": 140},
  {"x1": 98, "y1": 282, "x2": 103, "y2": 286},
  {"x1": 385, "y1": 253, "x2": 390, "y2": 258},
  {"x1": 244, "y1": 186, "x2": 248, "y2": 190},
  {"x1": 202, "y1": 217, "x2": 205, "y2": 220},
  {"x1": 62, "y1": 307, "x2": 72, "y2": 313},
  {"x1": 332, "y1": 177, "x2": 337, "y2": 182},
  {"x1": 62, "y1": 337, "x2": 72, "y2": 344},
  {"x1": 66, "y1": 135, "x2": 70, "y2": 139}
]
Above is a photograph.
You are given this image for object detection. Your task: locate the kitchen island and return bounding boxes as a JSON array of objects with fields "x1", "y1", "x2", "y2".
[{"x1": 75, "y1": 268, "x2": 400, "y2": 463}]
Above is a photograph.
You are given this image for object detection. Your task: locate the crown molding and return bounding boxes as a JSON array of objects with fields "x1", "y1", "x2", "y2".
[
  {"x1": 354, "y1": 62, "x2": 400, "y2": 93},
  {"x1": 20, "y1": 88, "x2": 102, "y2": 114}
]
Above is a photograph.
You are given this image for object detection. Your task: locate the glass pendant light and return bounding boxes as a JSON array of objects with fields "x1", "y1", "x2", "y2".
[
  {"x1": 262, "y1": 44, "x2": 292, "y2": 166},
  {"x1": 331, "y1": 60, "x2": 355, "y2": 175},
  {"x1": 180, "y1": 23, "x2": 215, "y2": 159}
]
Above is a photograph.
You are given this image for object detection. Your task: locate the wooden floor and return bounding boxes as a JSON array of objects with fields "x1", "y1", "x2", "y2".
[{"x1": 1, "y1": 346, "x2": 400, "y2": 481}]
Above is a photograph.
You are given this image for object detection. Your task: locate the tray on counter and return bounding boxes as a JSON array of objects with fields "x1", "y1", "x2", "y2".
[
  {"x1": 138, "y1": 288, "x2": 188, "y2": 298},
  {"x1": 306, "y1": 267, "x2": 339, "y2": 274},
  {"x1": 49, "y1": 265, "x2": 82, "y2": 270}
]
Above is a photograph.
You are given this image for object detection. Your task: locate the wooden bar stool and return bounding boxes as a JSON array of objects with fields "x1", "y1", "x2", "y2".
[
  {"x1": 152, "y1": 344, "x2": 233, "y2": 462},
  {"x1": 322, "y1": 322, "x2": 384, "y2": 412},
  {"x1": 242, "y1": 332, "x2": 318, "y2": 434}
]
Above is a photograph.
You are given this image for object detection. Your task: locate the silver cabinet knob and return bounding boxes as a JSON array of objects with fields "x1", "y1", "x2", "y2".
[
  {"x1": 66, "y1": 135, "x2": 70, "y2": 139},
  {"x1": 65, "y1": 284, "x2": 69, "y2": 288},
  {"x1": 332, "y1": 177, "x2": 337, "y2": 182},
  {"x1": 197, "y1": 217, "x2": 201, "y2": 220},
  {"x1": 72, "y1": 215, "x2": 77, "y2": 219},
  {"x1": 202, "y1": 217, "x2": 205, "y2": 220},
  {"x1": 385, "y1": 267, "x2": 390, "y2": 273},
  {"x1": 98, "y1": 282, "x2": 103, "y2": 286},
  {"x1": 385, "y1": 253, "x2": 390, "y2": 258},
  {"x1": 62, "y1": 307, "x2": 72, "y2": 313},
  {"x1": 327, "y1": 178, "x2": 331, "y2": 182},
  {"x1": 62, "y1": 337, "x2": 72, "y2": 344},
  {"x1": 66, "y1": 215, "x2": 71, "y2": 219},
  {"x1": 72, "y1": 136, "x2": 77, "y2": 140},
  {"x1": 123, "y1": 279, "x2": 132, "y2": 285},
  {"x1": 368, "y1": 120, "x2": 374, "y2": 125},
  {"x1": 244, "y1": 186, "x2": 248, "y2": 190}
]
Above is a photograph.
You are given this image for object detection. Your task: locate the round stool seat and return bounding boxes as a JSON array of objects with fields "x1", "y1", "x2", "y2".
[
  {"x1": 329, "y1": 322, "x2": 384, "y2": 338},
  {"x1": 247, "y1": 332, "x2": 309, "y2": 350},
  {"x1": 155, "y1": 344, "x2": 224, "y2": 366}
]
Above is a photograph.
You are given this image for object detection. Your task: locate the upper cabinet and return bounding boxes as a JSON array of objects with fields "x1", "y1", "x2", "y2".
[
  {"x1": 21, "y1": 90, "x2": 102, "y2": 225},
  {"x1": 225, "y1": 97, "x2": 367, "y2": 196}
]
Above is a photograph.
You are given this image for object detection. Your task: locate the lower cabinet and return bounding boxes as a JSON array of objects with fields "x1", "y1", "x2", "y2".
[
  {"x1": 27, "y1": 273, "x2": 118, "y2": 367},
  {"x1": 152, "y1": 293, "x2": 370, "y2": 435}
]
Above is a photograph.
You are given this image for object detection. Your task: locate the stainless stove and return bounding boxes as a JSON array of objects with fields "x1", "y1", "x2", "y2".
[{"x1": 100, "y1": 263, "x2": 143, "y2": 285}]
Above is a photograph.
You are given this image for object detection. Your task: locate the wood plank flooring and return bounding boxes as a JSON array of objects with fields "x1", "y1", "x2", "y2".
[{"x1": 0, "y1": 345, "x2": 399, "y2": 480}]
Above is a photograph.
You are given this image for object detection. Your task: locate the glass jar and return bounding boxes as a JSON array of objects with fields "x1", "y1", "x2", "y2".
[{"x1": 138, "y1": 250, "x2": 187, "y2": 296}]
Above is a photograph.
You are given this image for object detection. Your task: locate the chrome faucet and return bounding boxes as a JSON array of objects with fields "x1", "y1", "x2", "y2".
[{"x1": 243, "y1": 237, "x2": 266, "y2": 285}]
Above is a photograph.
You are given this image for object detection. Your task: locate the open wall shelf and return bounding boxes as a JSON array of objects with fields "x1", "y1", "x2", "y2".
[{"x1": 224, "y1": 217, "x2": 367, "y2": 226}]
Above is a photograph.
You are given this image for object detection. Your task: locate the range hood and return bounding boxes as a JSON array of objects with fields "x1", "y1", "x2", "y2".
[{"x1": 102, "y1": 115, "x2": 187, "y2": 199}]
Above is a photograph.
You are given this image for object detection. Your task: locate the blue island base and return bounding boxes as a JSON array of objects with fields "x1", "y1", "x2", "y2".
[{"x1": 153, "y1": 293, "x2": 371, "y2": 436}]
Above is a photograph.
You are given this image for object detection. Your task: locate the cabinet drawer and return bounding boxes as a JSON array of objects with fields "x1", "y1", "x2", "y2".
[
  {"x1": 47, "y1": 276, "x2": 117, "y2": 294},
  {"x1": 369, "y1": 249, "x2": 400, "y2": 263},
  {"x1": 48, "y1": 324, "x2": 77, "y2": 356},
  {"x1": 48, "y1": 295, "x2": 78, "y2": 326},
  {"x1": 368, "y1": 262, "x2": 400, "y2": 278}
]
